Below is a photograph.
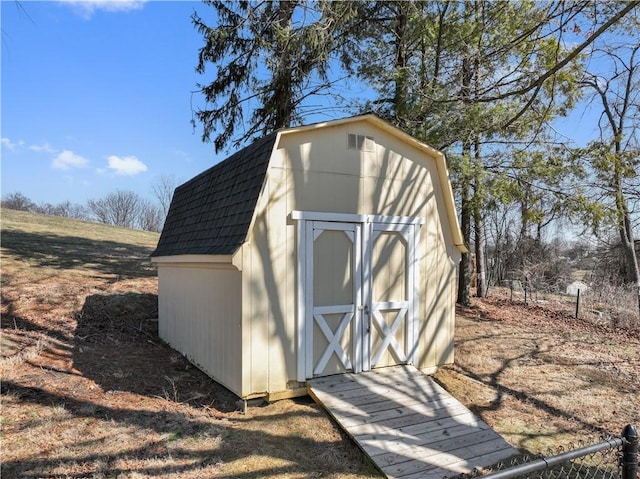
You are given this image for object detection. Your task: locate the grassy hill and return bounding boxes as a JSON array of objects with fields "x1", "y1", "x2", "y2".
[
  {"x1": 1, "y1": 208, "x2": 160, "y2": 245},
  {"x1": 1, "y1": 208, "x2": 160, "y2": 282}
]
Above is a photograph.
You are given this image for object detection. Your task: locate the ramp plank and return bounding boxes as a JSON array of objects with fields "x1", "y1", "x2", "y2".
[{"x1": 308, "y1": 365, "x2": 516, "y2": 479}]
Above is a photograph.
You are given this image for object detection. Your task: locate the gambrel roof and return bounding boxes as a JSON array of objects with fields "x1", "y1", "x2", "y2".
[
  {"x1": 152, "y1": 114, "x2": 466, "y2": 258},
  {"x1": 151, "y1": 132, "x2": 277, "y2": 257}
]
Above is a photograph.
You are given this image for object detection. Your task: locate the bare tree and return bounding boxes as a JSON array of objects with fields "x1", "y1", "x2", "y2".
[
  {"x1": 37, "y1": 200, "x2": 89, "y2": 220},
  {"x1": 87, "y1": 190, "x2": 141, "y2": 229},
  {"x1": 580, "y1": 27, "x2": 640, "y2": 288},
  {"x1": 151, "y1": 174, "x2": 177, "y2": 219},
  {"x1": 1, "y1": 192, "x2": 36, "y2": 211},
  {"x1": 55, "y1": 201, "x2": 89, "y2": 220},
  {"x1": 137, "y1": 199, "x2": 163, "y2": 233}
]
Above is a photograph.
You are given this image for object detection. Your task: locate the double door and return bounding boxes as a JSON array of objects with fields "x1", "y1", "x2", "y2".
[{"x1": 296, "y1": 213, "x2": 420, "y2": 380}]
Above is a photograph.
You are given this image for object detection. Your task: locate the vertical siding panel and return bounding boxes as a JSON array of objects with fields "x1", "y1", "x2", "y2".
[
  {"x1": 157, "y1": 264, "x2": 242, "y2": 396},
  {"x1": 246, "y1": 171, "x2": 271, "y2": 395},
  {"x1": 244, "y1": 162, "x2": 296, "y2": 396}
]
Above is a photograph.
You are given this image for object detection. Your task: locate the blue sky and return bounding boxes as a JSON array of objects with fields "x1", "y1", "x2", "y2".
[
  {"x1": 1, "y1": 0, "x2": 604, "y2": 207},
  {"x1": 1, "y1": 0, "x2": 221, "y2": 205}
]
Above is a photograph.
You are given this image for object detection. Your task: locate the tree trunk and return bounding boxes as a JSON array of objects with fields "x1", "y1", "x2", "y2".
[
  {"x1": 473, "y1": 190, "x2": 487, "y2": 297},
  {"x1": 473, "y1": 131, "x2": 487, "y2": 297},
  {"x1": 474, "y1": 213, "x2": 487, "y2": 297},
  {"x1": 613, "y1": 147, "x2": 640, "y2": 286},
  {"x1": 620, "y1": 230, "x2": 639, "y2": 284},
  {"x1": 473, "y1": 173, "x2": 488, "y2": 297},
  {"x1": 457, "y1": 166, "x2": 472, "y2": 306},
  {"x1": 272, "y1": 0, "x2": 297, "y2": 129},
  {"x1": 615, "y1": 161, "x2": 640, "y2": 314},
  {"x1": 615, "y1": 181, "x2": 640, "y2": 286},
  {"x1": 456, "y1": 3, "x2": 474, "y2": 306},
  {"x1": 393, "y1": 3, "x2": 408, "y2": 120}
]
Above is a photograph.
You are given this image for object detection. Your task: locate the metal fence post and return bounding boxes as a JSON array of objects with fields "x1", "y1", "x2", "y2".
[{"x1": 622, "y1": 424, "x2": 638, "y2": 479}]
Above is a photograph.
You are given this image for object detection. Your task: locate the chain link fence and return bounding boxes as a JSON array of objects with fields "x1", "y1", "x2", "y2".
[{"x1": 445, "y1": 425, "x2": 638, "y2": 479}]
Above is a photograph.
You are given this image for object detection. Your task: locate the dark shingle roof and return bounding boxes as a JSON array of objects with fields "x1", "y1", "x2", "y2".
[{"x1": 151, "y1": 132, "x2": 278, "y2": 257}]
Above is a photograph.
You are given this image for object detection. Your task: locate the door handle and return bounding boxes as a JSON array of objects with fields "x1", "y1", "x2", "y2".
[{"x1": 363, "y1": 305, "x2": 370, "y2": 332}]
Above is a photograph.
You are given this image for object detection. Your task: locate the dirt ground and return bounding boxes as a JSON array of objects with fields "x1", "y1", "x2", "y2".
[
  {"x1": 1, "y1": 210, "x2": 638, "y2": 478},
  {"x1": 1, "y1": 278, "x2": 378, "y2": 478},
  {"x1": 434, "y1": 290, "x2": 640, "y2": 455}
]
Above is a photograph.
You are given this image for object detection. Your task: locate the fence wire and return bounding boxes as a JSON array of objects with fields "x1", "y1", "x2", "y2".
[{"x1": 446, "y1": 436, "x2": 627, "y2": 479}]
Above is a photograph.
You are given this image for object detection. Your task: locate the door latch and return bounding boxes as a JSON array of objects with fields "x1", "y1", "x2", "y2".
[{"x1": 358, "y1": 304, "x2": 371, "y2": 333}]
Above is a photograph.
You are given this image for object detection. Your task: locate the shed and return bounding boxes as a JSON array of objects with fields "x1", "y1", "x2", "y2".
[{"x1": 151, "y1": 114, "x2": 466, "y2": 400}]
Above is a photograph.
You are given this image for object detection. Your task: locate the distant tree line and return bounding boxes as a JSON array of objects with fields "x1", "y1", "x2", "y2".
[
  {"x1": 483, "y1": 209, "x2": 640, "y2": 292},
  {"x1": 1, "y1": 175, "x2": 177, "y2": 233}
]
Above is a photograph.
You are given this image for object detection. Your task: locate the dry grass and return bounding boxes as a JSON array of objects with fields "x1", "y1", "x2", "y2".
[
  {"x1": 434, "y1": 290, "x2": 640, "y2": 455},
  {"x1": 2, "y1": 208, "x2": 638, "y2": 478},
  {"x1": 1, "y1": 209, "x2": 378, "y2": 479}
]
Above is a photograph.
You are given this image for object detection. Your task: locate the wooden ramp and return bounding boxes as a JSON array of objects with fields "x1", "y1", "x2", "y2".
[{"x1": 308, "y1": 365, "x2": 516, "y2": 479}]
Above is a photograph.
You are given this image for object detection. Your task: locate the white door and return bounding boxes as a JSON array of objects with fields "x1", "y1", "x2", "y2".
[
  {"x1": 294, "y1": 213, "x2": 420, "y2": 381},
  {"x1": 304, "y1": 221, "x2": 362, "y2": 379},
  {"x1": 363, "y1": 222, "x2": 418, "y2": 371}
]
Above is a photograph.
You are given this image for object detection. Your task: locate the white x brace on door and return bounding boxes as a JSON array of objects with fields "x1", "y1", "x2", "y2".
[{"x1": 293, "y1": 211, "x2": 421, "y2": 381}]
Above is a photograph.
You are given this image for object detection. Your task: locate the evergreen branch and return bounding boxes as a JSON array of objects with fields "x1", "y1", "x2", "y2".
[{"x1": 451, "y1": 1, "x2": 639, "y2": 106}]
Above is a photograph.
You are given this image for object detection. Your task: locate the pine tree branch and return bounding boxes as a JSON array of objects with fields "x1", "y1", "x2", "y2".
[
  {"x1": 499, "y1": 1, "x2": 639, "y2": 129},
  {"x1": 485, "y1": 1, "x2": 639, "y2": 105}
]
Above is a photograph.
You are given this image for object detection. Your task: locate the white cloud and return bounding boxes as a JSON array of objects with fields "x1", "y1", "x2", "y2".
[
  {"x1": 2, "y1": 137, "x2": 25, "y2": 151},
  {"x1": 52, "y1": 150, "x2": 89, "y2": 170},
  {"x1": 106, "y1": 155, "x2": 147, "y2": 176},
  {"x1": 58, "y1": 0, "x2": 147, "y2": 19},
  {"x1": 1, "y1": 138, "x2": 16, "y2": 151},
  {"x1": 29, "y1": 142, "x2": 57, "y2": 154},
  {"x1": 4, "y1": 138, "x2": 59, "y2": 154}
]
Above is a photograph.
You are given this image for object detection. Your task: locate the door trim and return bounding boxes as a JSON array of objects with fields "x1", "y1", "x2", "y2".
[
  {"x1": 291, "y1": 210, "x2": 424, "y2": 226},
  {"x1": 294, "y1": 211, "x2": 421, "y2": 382},
  {"x1": 363, "y1": 221, "x2": 419, "y2": 371}
]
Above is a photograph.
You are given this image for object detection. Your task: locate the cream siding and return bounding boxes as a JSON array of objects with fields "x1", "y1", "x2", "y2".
[
  {"x1": 156, "y1": 262, "x2": 243, "y2": 395},
  {"x1": 241, "y1": 120, "x2": 460, "y2": 395},
  {"x1": 242, "y1": 163, "x2": 296, "y2": 396}
]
